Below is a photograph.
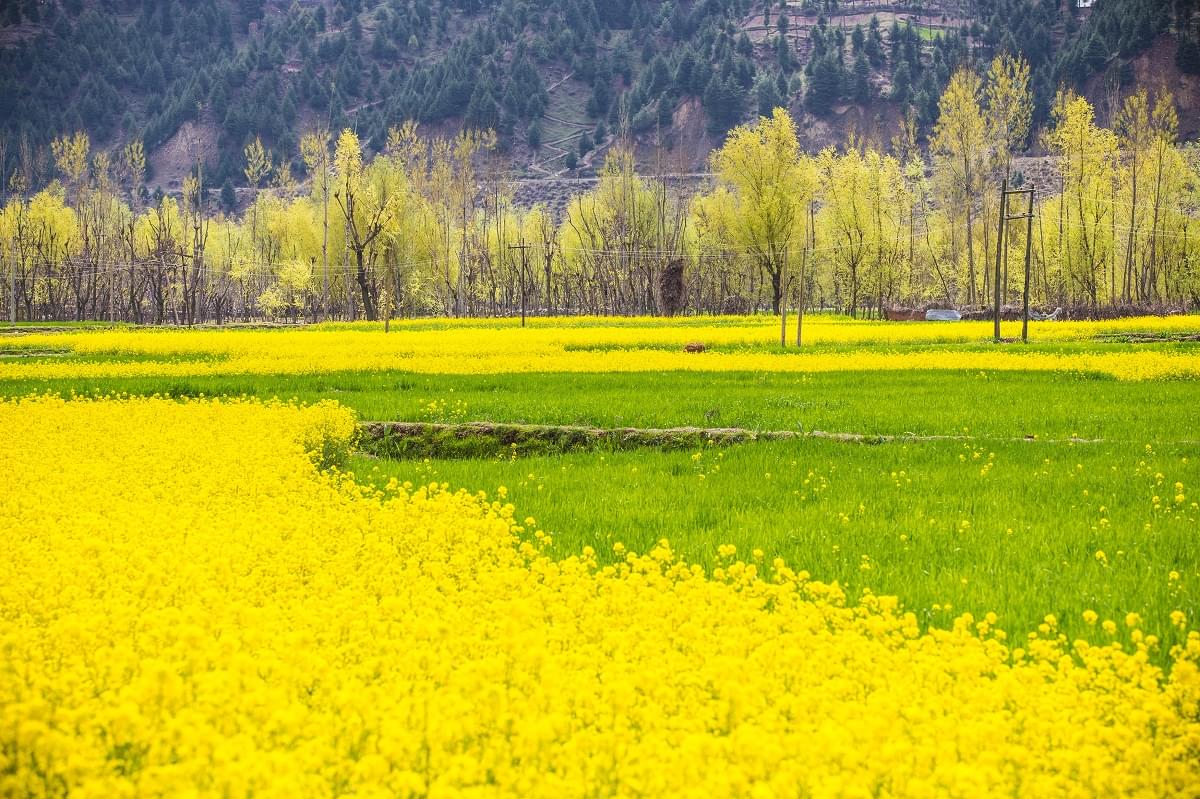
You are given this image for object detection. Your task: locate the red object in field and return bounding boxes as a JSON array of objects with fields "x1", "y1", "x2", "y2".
[{"x1": 884, "y1": 308, "x2": 924, "y2": 321}]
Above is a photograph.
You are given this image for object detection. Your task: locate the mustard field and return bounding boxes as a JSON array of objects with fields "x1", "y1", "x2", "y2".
[
  {"x1": 2, "y1": 316, "x2": 1199, "y2": 797},
  {"x1": 5, "y1": 315, "x2": 1200, "y2": 381}
]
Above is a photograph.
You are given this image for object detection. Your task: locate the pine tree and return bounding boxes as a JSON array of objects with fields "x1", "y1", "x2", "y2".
[
  {"x1": 1083, "y1": 34, "x2": 1108, "y2": 74},
  {"x1": 465, "y1": 83, "x2": 499, "y2": 131},
  {"x1": 866, "y1": 17, "x2": 883, "y2": 67},
  {"x1": 853, "y1": 53, "x2": 870, "y2": 103},
  {"x1": 220, "y1": 177, "x2": 237, "y2": 211},
  {"x1": 806, "y1": 55, "x2": 842, "y2": 116},
  {"x1": 737, "y1": 32, "x2": 754, "y2": 58},
  {"x1": 891, "y1": 61, "x2": 912, "y2": 103},
  {"x1": 646, "y1": 56, "x2": 671, "y2": 95},
  {"x1": 1177, "y1": 36, "x2": 1200, "y2": 74},
  {"x1": 777, "y1": 34, "x2": 792, "y2": 72},
  {"x1": 703, "y1": 74, "x2": 742, "y2": 132},
  {"x1": 674, "y1": 49, "x2": 697, "y2": 94},
  {"x1": 757, "y1": 72, "x2": 785, "y2": 117}
]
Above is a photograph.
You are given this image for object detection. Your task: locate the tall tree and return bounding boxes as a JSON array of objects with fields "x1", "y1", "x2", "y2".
[
  {"x1": 332, "y1": 128, "x2": 398, "y2": 321},
  {"x1": 122, "y1": 140, "x2": 145, "y2": 207},
  {"x1": 1117, "y1": 89, "x2": 1179, "y2": 302},
  {"x1": 1045, "y1": 94, "x2": 1119, "y2": 308},
  {"x1": 709, "y1": 108, "x2": 807, "y2": 314},
  {"x1": 243, "y1": 137, "x2": 273, "y2": 189},
  {"x1": 931, "y1": 68, "x2": 989, "y2": 305},
  {"x1": 984, "y1": 53, "x2": 1032, "y2": 300},
  {"x1": 51, "y1": 131, "x2": 90, "y2": 205},
  {"x1": 300, "y1": 129, "x2": 333, "y2": 317},
  {"x1": 1117, "y1": 89, "x2": 1154, "y2": 302},
  {"x1": 984, "y1": 53, "x2": 1032, "y2": 180}
]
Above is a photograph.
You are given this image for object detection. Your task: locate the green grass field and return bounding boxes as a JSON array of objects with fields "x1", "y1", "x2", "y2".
[
  {"x1": 5, "y1": 368, "x2": 1197, "y2": 442},
  {"x1": 2, "y1": 318, "x2": 1197, "y2": 660},
  {"x1": 349, "y1": 434, "x2": 1197, "y2": 655}
]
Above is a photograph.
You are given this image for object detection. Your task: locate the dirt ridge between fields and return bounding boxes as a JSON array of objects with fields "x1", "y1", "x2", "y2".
[{"x1": 357, "y1": 421, "x2": 1107, "y2": 459}]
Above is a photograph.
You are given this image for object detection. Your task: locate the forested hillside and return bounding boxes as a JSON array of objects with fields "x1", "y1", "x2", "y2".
[{"x1": 1, "y1": 0, "x2": 1198, "y2": 199}]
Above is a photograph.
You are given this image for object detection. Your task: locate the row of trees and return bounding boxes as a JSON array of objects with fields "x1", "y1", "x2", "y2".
[{"x1": 2, "y1": 59, "x2": 1198, "y2": 324}]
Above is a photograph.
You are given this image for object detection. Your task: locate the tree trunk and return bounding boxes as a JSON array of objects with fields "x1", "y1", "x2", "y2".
[
  {"x1": 769, "y1": 261, "x2": 782, "y2": 314},
  {"x1": 355, "y1": 248, "x2": 377, "y2": 321},
  {"x1": 966, "y1": 201, "x2": 976, "y2": 305}
]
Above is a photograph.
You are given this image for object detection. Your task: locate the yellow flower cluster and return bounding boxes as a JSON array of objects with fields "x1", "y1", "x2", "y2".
[
  {"x1": 370, "y1": 313, "x2": 1198, "y2": 344},
  {"x1": 3, "y1": 396, "x2": 1200, "y2": 798},
  {"x1": 3, "y1": 315, "x2": 1200, "y2": 382}
]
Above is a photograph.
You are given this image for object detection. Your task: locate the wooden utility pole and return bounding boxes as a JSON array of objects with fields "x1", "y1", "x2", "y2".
[
  {"x1": 321, "y1": 151, "x2": 329, "y2": 321},
  {"x1": 1019, "y1": 189, "x2": 1035, "y2": 343},
  {"x1": 509, "y1": 241, "x2": 531, "y2": 327},
  {"x1": 993, "y1": 178, "x2": 1007, "y2": 342},
  {"x1": 798, "y1": 200, "x2": 814, "y2": 347},
  {"x1": 9, "y1": 239, "x2": 16, "y2": 324},
  {"x1": 324, "y1": 87, "x2": 336, "y2": 321}
]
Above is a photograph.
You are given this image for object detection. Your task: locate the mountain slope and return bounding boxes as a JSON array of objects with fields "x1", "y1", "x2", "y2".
[{"x1": 0, "y1": 0, "x2": 1197, "y2": 197}]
